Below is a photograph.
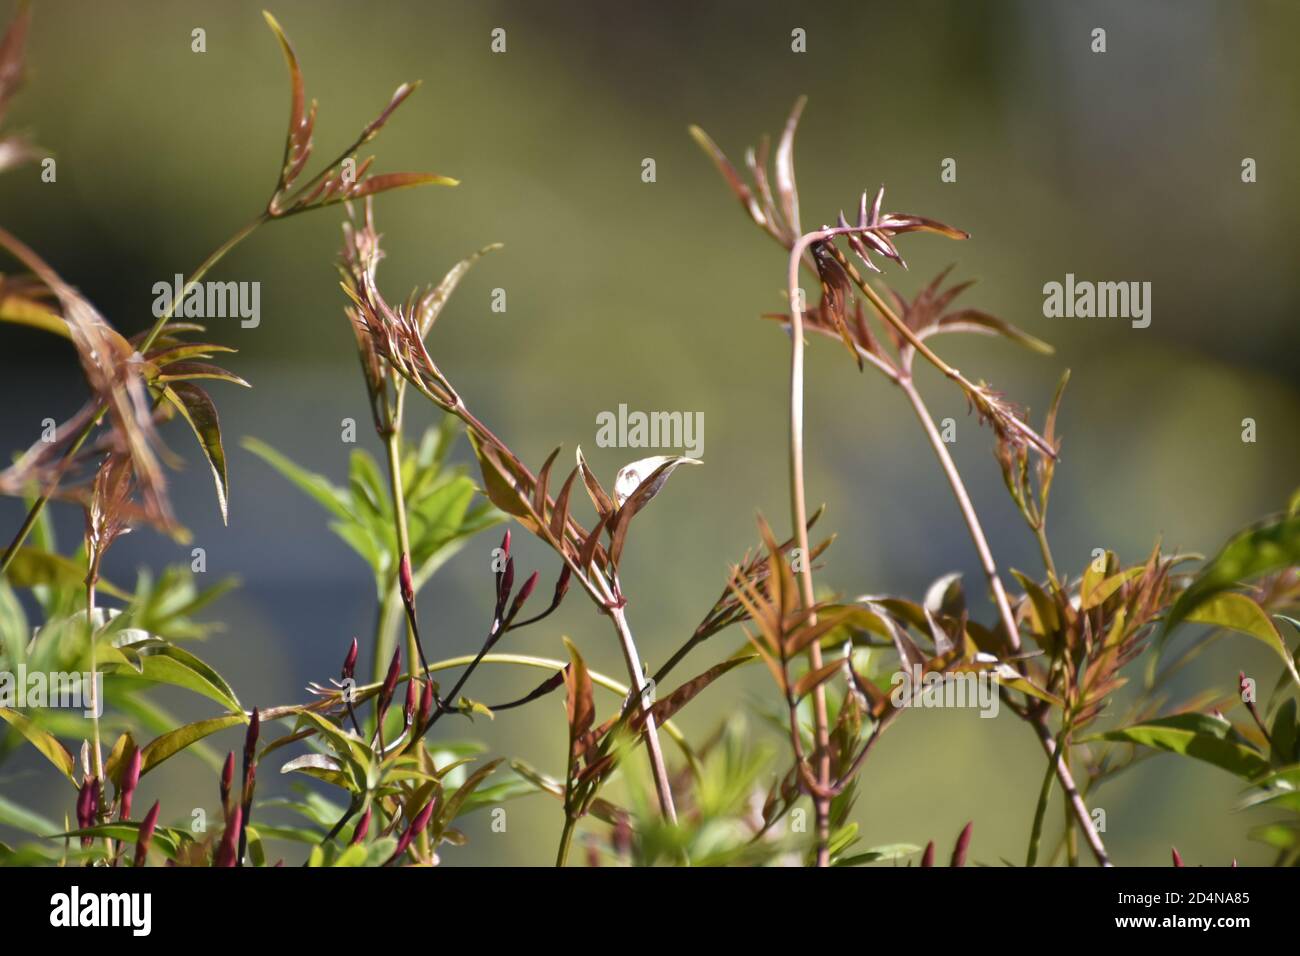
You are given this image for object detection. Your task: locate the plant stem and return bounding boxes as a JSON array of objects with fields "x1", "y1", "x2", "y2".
[
  {"x1": 0, "y1": 215, "x2": 269, "y2": 575},
  {"x1": 444, "y1": 401, "x2": 678, "y2": 822},
  {"x1": 1035, "y1": 525, "x2": 1060, "y2": 589},
  {"x1": 556, "y1": 814, "x2": 578, "y2": 867},
  {"x1": 607, "y1": 594, "x2": 677, "y2": 824},
  {"x1": 381, "y1": 418, "x2": 421, "y2": 685},
  {"x1": 85, "y1": 574, "x2": 103, "y2": 784},
  {"x1": 1025, "y1": 729, "x2": 1058, "y2": 866},
  {"x1": 787, "y1": 233, "x2": 833, "y2": 866},
  {"x1": 897, "y1": 375, "x2": 1111, "y2": 866},
  {"x1": 1063, "y1": 749, "x2": 1079, "y2": 866}
]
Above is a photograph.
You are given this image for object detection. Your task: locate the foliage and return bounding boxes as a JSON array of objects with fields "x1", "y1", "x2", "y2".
[{"x1": 0, "y1": 7, "x2": 1295, "y2": 869}]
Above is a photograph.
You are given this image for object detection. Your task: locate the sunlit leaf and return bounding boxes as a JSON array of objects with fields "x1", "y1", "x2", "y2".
[
  {"x1": 0, "y1": 706, "x2": 76, "y2": 782},
  {"x1": 1093, "y1": 713, "x2": 1269, "y2": 780}
]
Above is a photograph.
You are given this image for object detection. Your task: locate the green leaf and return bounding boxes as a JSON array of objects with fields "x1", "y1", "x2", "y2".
[
  {"x1": 0, "y1": 579, "x2": 27, "y2": 667},
  {"x1": 1011, "y1": 570, "x2": 1061, "y2": 640},
  {"x1": 3, "y1": 547, "x2": 128, "y2": 600},
  {"x1": 348, "y1": 449, "x2": 389, "y2": 521},
  {"x1": 1184, "y1": 592, "x2": 1300, "y2": 684},
  {"x1": 103, "y1": 639, "x2": 242, "y2": 712},
  {"x1": 1081, "y1": 567, "x2": 1142, "y2": 610},
  {"x1": 242, "y1": 437, "x2": 353, "y2": 521},
  {"x1": 1164, "y1": 511, "x2": 1300, "y2": 639},
  {"x1": 0, "y1": 793, "x2": 58, "y2": 837},
  {"x1": 1093, "y1": 713, "x2": 1269, "y2": 780},
  {"x1": 833, "y1": 843, "x2": 921, "y2": 866},
  {"x1": 0, "y1": 707, "x2": 76, "y2": 782},
  {"x1": 331, "y1": 843, "x2": 369, "y2": 867},
  {"x1": 162, "y1": 382, "x2": 231, "y2": 524},
  {"x1": 139, "y1": 713, "x2": 246, "y2": 775},
  {"x1": 56, "y1": 823, "x2": 181, "y2": 859}
]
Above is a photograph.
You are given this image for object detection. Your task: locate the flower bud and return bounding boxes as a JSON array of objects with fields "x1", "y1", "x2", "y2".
[
  {"x1": 214, "y1": 807, "x2": 242, "y2": 867},
  {"x1": 506, "y1": 571, "x2": 540, "y2": 624},
  {"x1": 410, "y1": 798, "x2": 436, "y2": 836},
  {"x1": 350, "y1": 807, "x2": 371, "y2": 846},
  {"x1": 495, "y1": 530, "x2": 512, "y2": 598},
  {"x1": 133, "y1": 800, "x2": 160, "y2": 867},
  {"x1": 243, "y1": 708, "x2": 260, "y2": 768},
  {"x1": 950, "y1": 821, "x2": 972, "y2": 867},
  {"x1": 119, "y1": 748, "x2": 142, "y2": 821},
  {"x1": 1171, "y1": 847, "x2": 1184, "y2": 867},
  {"x1": 417, "y1": 679, "x2": 434, "y2": 728},
  {"x1": 220, "y1": 752, "x2": 235, "y2": 809},
  {"x1": 404, "y1": 678, "x2": 418, "y2": 725},
  {"x1": 379, "y1": 647, "x2": 402, "y2": 716},
  {"x1": 500, "y1": 557, "x2": 515, "y2": 607},
  {"x1": 342, "y1": 637, "x2": 359, "y2": 680},
  {"x1": 399, "y1": 552, "x2": 415, "y2": 609},
  {"x1": 920, "y1": 841, "x2": 934, "y2": 868},
  {"x1": 553, "y1": 565, "x2": 572, "y2": 604},
  {"x1": 76, "y1": 776, "x2": 99, "y2": 846}
]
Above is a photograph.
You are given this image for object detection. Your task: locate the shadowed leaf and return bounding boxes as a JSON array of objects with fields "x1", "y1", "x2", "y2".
[{"x1": 161, "y1": 382, "x2": 230, "y2": 524}]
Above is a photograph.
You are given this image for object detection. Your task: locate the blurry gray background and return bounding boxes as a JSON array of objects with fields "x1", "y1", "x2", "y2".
[{"x1": 1, "y1": 0, "x2": 1297, "y2": 865}]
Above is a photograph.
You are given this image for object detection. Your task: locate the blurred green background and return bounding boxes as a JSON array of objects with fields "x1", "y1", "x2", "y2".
[{"x1": 1, "y1": 0, "x2": 1297, "y2": 865}]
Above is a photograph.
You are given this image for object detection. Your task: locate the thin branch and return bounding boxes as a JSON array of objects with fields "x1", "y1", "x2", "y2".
[{"x1": 787, "y1": 231, "x2": 834, "y2": 865}]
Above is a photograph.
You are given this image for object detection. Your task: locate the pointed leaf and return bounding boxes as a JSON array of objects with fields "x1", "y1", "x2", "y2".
[{"x1": 161, "y1": 382, "x2": 230, "y2": 524}]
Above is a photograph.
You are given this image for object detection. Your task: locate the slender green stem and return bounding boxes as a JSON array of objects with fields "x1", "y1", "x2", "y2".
[
  {"x1": 85, "y1": 574, "x2": 103, "y2": 783},
  {"x1": 382, "y1": 420, "x2": 421, "y2": 684},
  {"x1": 1035, "y1": 525, "x2": 1060, "y2": 589},
  {"x1": 1025, "y1": 728, "x2": 1061, "y2": 866},
  {"x1": 556, "y1": 814, "x2": 578, "y2": 867},
  {"x1": 1063, "y1": 749, "x2": 1079, "y2": 866}
]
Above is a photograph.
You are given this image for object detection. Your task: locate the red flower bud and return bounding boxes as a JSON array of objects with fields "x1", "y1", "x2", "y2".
[
  {"x1": 214, "y1": 806, "x2": 242, "y2": 867},
  {"x1": 921, "y1": 841, "x2": 934, "y2": 868},
  {"x1": 77, "y1": 775, "x2": 99, "y2": 845},
  {"x1": 350, "y1": 807, "x2": 371, "y2": 846},
  {"x1": 506, "y1": 571, "x2": 540, "y2": 623},
  {"x1": 133, "y1": 800, "x2": 160, "y2": 868},
  {"x1": 342, "y1": 637, "x2": 359, "y2": 680},
  {"x1": 399, "y1": 552, "x2": 415, "y2": 609},
  {"x1": 417, "y1": 679, "x2": 434, "y2": 728},
  {"x1": 379, "y1": 647, "x2": 402, "y2": 716},
  {"x1": 950, "y1": 821, "x2": 972, "y2": 867},
  {"x1": 410, "y1": 798, "x2": 436, "y2": 836},
  {"x1": 387, "y1": 828, "x2": 414, "y2": 865},
  {"x1": 404, "y1": 678, "x2": 418, "y2": 725},
  {"x1": 220, "y1": 752, "x2": 235, "y2": 808},
  {"x1": 494, "y1": 530, "x2": 512, "y2": 597},
  {"x1": 500, "y1": 557, "x2": 515, "y2": 605},
  {"x1": 385, "y1": 799, "x2": 436, "y2": 866},
  {"x1": 243, "y1": 708, "x2": 260, "y2": 767},
  {"x1": 119, "y1": 748, "x2": 142, "y2": 821},
  {"x1": 553, "y1": 564, "x2": 572, "y2": 603},
  {"x1": 1171, "y1": 847, "x2": 1183, "y2": 867}
]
